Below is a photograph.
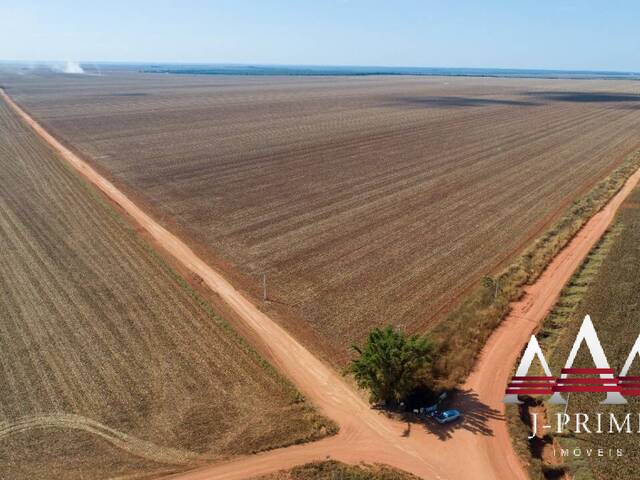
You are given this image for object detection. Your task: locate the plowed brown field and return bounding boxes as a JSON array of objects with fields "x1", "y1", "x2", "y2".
[
  {"x1": 4, "y1": 72, "x2": 640, "y2": 359},
  {"x1": 0, "y1": 93, "x2": 331, "y2": 480}
]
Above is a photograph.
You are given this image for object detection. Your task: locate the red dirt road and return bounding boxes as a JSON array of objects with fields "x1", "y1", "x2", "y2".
[{"x1": 4, "y1": 87, "x2": 639, "y2": 480}]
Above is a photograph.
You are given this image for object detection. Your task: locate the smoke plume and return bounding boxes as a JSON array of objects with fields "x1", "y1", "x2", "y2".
[{"x1": 60, "y1": 61, "x2": 85, "y2": 74}]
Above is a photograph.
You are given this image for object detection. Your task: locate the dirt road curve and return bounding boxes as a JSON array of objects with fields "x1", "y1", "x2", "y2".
[{"x1": 4, "y1": 87, "x2": 639, "y2": 480}]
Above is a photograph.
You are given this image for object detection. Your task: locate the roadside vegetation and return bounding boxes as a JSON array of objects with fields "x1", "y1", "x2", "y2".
[
  {"x1": 430, "y1": 150, "x2": 640, "y2": 388},
  {"x1": 254, "y1": 461, "x2": 419, "y2": 480},
  {"x1": 0, "y1": 96, "x2": 334, "y2": 480},
  {"x1": 508, "y1": 182, "x2": 640, "y2": 479}
]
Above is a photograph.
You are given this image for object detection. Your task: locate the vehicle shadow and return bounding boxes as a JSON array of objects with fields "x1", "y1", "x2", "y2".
[{"x1": 400, "y1": 389, "x2": 503, "y2": 440}]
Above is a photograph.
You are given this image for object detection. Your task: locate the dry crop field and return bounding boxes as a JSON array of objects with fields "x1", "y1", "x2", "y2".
[
  {"x1": 3, "y1": 71, "x2": 640, "y2": 360},
  {"x1": 0, "y1": 95, "x2": 332, "y2": 480},
  {"x1": 254, "y1": 461, "x2": 419, "y2": 480}
]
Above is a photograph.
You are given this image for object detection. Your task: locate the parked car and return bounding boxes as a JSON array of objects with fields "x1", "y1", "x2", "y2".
[{"x1": 435, "y1": 409, "x2": 461, "y2": 424}]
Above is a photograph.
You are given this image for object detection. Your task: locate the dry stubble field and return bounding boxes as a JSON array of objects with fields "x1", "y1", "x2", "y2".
[
  {"x1": 3, "y1": 72, "x2": 640, "y2": 360},
  {"x1": 254, "y1": 461, "x2": 419, "y2": 480},
  {"x1": 0, "y1": 95, "x2": 332, "y2": 480}
]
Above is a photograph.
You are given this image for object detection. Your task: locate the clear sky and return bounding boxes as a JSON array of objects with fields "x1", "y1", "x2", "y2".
[{"x1": 1, "y1": 0, "x2": 638, "y2": 72}]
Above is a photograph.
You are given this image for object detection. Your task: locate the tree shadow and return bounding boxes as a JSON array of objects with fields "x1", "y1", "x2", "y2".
[
  {"x1": 524, "y1": 91, "x2": 640, "y2": 103},
  {"x1": 399, "y1": 389, "x2": 503, "y2": 440},
  {"x1": 392, "y1": 92, "x2": 640, "y2": 110},
  {"x1": 109, "y1": 93, "x2": 149, "y2": 97},
  {"x1": 392, "y1": 96, "x2": 539, "y2": 108}
]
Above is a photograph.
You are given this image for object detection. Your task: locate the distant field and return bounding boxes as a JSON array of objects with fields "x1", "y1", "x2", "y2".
[
  {"x1": 4, "y1": 72, "x2": 640, "y2": 359},
  {"x1": 254, "y1": 461, "x2": 419, "y2": 480},
  {"x1": 0, "y1": 96, "x2": 332, "y2": 480}
]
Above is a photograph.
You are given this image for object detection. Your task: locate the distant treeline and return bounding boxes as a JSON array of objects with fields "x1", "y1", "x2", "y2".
[{"x1": 141, "y1": 64, "x2": 640, "y2": 80}]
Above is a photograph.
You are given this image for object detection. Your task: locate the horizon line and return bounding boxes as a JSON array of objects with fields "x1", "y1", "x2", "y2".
[{"x1": 1, "y1": 60, "x2": 639, "y2": 76}]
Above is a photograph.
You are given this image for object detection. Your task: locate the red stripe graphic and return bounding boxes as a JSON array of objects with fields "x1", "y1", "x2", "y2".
[
  {"x1": 508, "y1": 383, "x2": 554, "y2": 386},
  {"x1": 552, "y1": 386, "x2": 621, "y2": 392},
  {"x1": 555, "y1": 378, "x2": 618, "y2": 384},
  {"x1": 511, "y1": 376, "x2": 555, "y2": 380},
  {"x1": 505, "y1": 371, "x2": 628, "y2": 395},
  {"x1": 620, "y1": 389, "x2": 640, "y2": 395},
  {"x1": 505, "y1": 389, "x2": 554, "y2": 395}
]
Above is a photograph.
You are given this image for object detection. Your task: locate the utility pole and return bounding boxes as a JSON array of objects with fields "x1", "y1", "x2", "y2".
[
  {"x1": 262, "y1": 272, "x2": 268, "y2": 302},
  {"x1": 563, "y1": 392, "x2": 571, "y2": 417}
]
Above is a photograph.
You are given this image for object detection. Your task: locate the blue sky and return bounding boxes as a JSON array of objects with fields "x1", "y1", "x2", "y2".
[{"x1": 1, "y1": 0, "x2": 638, "y2": 71}]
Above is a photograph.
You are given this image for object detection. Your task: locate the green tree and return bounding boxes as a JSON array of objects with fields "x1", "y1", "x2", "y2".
[{"x1": 349, "y1": 325, "x2": 433, "y2": 406}]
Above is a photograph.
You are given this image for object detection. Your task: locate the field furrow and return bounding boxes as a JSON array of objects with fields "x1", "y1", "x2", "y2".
[
  {"x1": 0, "y1": 93, "x2": 332, "y2": 480},
  {"x1": 4, "y1": 72, "x2": 640, "y2": 359}
]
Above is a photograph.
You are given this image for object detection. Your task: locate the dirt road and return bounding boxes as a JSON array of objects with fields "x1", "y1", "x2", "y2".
[{"x1": 4, "y1": 87, "x2": 639, "y2": 480}]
